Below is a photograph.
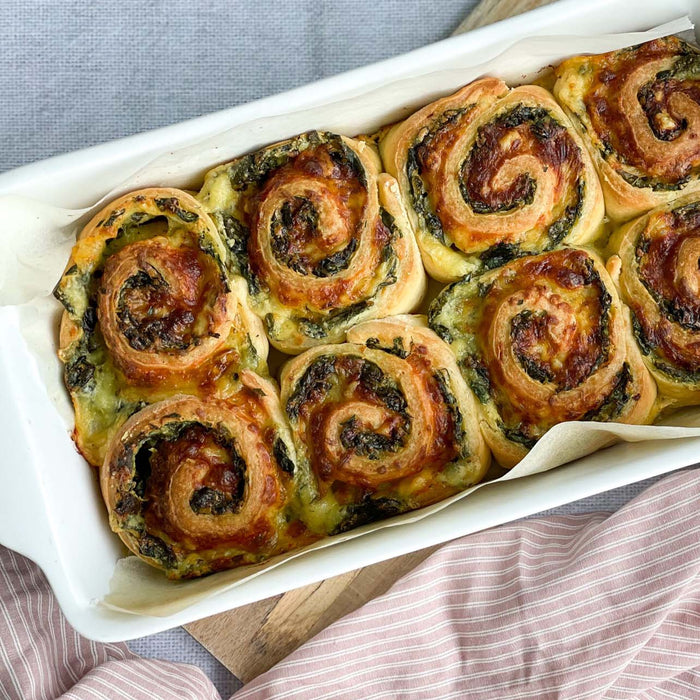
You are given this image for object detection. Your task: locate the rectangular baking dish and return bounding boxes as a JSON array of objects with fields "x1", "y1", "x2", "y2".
[{"x1": 1, "y1": 0, "x2": 699, "y2": 642}]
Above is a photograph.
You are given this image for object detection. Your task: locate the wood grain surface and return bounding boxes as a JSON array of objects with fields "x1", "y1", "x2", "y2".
[
  {"x1": 186, "y1": 548, "x2": 439, "y2": 682},
  {"x1": 185, "y1": 0, "x2": 553, "y2": 683}
]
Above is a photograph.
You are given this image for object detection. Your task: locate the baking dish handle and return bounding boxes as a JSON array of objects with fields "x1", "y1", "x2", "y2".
[{"x1": 0, "y1": 306, "x2": 60, "y2": 564}]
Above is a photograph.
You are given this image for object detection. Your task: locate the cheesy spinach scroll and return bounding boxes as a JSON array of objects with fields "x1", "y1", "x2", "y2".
[
  {"x1": 55, "y1": 188, "x2": 267, "y2": 467},
  {"x1": 609, "y1": 193, "x2": 700, "y2": 403},
  {"x1": 380, "y1": 78, "x2": 604, "y2": 283},
  {"x1": 101, "y1": 372, "x2": 302, "y2": 579},
  {"x1": 429, "y1": 248, "x2": 657, "y2": 467},
  {"x1": 197, "y1": 131, "x2": 426, "y2": 354},
  {"x1": 554, "y1": 37, "x2": 700, "y2": 221},
  {"x1": 279, "y1": 316, "x2": 490, "y2": 536}
]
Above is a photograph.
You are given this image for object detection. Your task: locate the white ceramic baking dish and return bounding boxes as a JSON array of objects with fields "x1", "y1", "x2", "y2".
[{"x1": 1, "y1": 0, "x2": 699, "y2": 642}]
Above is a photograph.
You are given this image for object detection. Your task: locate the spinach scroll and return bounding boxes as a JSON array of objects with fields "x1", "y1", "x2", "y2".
[
  {"x1": 101, "y1": 372, "x2": 302, "y2": 578},
  {"x1": 197, "y1": 131, "x2": 426, "y2": 354},
  {"x1": 554, "y1": 37, "x2": 700, "y2": 221},
  {"x1": 609, "y1": 193, "x2": 700, "y2": 404},
  {"x1": 54, "y1": 188, "x2": 267, "y2": 467},
  {"x1": 429, "y1": 248, "x2": 657, "y2": 467},
  {"x1": 279, "y1": 316, "x2": 490, "y2": 536},
  {"x1": 380, "y1": 78, "x2": 604, "y2": 283}
]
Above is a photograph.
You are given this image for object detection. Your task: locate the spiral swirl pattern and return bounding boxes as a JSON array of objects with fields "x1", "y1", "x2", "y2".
[
  {"x1": 612, "y1": 192, "x2": 700, "y2": 403},
  {"x1": 554, "y1": 37, "x2": 700, "y2": 221},
  {"x1": 380, "y1": 78, "x2": 604, "y2": 282},
  {"x1": 55, "y1": 188, "x2": 267, "y2": 466},
  {"x1": 198, "y1": 131, "x2": 426, "y2": 353},
  {"x1": 430, "y1": 248, "x2": 656, "y2": 467},
  {"x1": 279, "y1": 316, "x2": 489, "y2": 535},
  {"x1": 101, "y1": 372, "x2": 299, "y2": 578}
]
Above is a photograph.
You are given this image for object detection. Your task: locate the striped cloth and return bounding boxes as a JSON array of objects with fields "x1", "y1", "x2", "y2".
[{"x1": 2, "y1": 469, "x2": 700, "y2": 699}]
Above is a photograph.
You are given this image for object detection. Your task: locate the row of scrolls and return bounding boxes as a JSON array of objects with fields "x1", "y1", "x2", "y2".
[{"x1": 54, "y1": 37, "x2": 700, "y2": 576}]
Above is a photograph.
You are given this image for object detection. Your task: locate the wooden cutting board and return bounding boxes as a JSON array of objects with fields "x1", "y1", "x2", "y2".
[{"x1": 185, "y1": 0, "x2": 553, "y2": 683}]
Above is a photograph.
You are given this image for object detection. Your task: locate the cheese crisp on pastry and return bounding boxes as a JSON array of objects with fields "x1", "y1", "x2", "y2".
[
  {"x1": 429, "y1": 248, "x2": 657, "y2": 467},
  {"x1": 279, "y1": 316, "x2": 489, "y2": 535},
  {"x1": 610, "y1": 193, "x2": 700, "y2": 404},
  {"x1": 55, "y1": 188, "x2": 267, "y2": 466},
  {"x1": 101, "y1": 373, "x2": 303, "y2": 579},
  {"x1": 381, "y1": 78, "x2": 604, "y2": 282},
  {"x1": 554, "y1": 37, "x2": 700, "y2": 221},
  {"x1": 198, "y1": 131, "x2": 426, "y2": 354}
]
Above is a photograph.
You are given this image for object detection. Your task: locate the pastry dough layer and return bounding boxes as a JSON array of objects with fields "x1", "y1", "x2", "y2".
[
  {"x1": 429, "y1": 247, "x2": 657, "y2": 467},
  {"x1": 381, "y1": 78, "x2": 604, "y2": 282},
  {"x1": 198, "y1": 131, "x2": 426, "y2": 353},
  {"x1": 101, "y1": 372, "x2": 301, "y2": 579},
  {"x1": 279, "y1": 315, "x2": 490, "y2": 535},
  {"x1": 610, "y1": 192, "x2": 700, "y2": 403},
  {"x1": 554, "y1": 37, "x2": 700, "y2": 221},
  {"x1": 55, "y1": 188, "x2": 268, "y2": 466}
]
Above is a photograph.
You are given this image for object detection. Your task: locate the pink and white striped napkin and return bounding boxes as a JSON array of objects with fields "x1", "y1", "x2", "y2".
[{"x1": 2, "y1": 467, "x2": 700, "y2": 699}]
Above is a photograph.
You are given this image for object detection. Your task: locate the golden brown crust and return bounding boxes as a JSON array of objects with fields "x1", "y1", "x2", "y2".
[
  {"x1": 381, "y1": 78, "x2": 604, "y2": 282},
  {"x1": 101, "y1": 372, "x2": 301, "y2": 578},
  {"x1": 198, "y1": 131, "x2": 426, "y2": 353},
  {"x1": 279, "y1": 316, "x2": 489, "y2": 535},
  {"x1": 52, "y1": 47, "x2": 700, "y2": 579},
  {"x1": 429, "y1": 247, "x2": 657, "y2": 467},
  {"x1": 54, "y1": 187, "x2": 267, "y2": 467},
  {"x1": 95, "y1": 236, "x2": 233, "y2": 383},
  {"x1": 554, "y1": 37, "x2": 700, "y2": 221},
  {"x1": 610, "y1": 192, "x2": 700, "y2": 404}
]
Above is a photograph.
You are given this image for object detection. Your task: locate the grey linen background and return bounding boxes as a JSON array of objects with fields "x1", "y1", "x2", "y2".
[{"x1": 2, "y1": 1, "x2": 692, "y2": 696}]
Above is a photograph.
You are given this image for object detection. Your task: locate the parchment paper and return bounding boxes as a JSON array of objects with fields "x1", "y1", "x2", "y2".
[{"x1": 2, "y1": 18, "x2": 700, "y2": 616}]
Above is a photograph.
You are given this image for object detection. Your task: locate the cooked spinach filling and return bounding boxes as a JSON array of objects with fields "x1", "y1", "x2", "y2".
[
  {"x1": 407, "y1": 103, "x2": 584, "y2": 263},
  {"x1": 65, "y1": 355, "x2": 96, "y2": 391},
  {"x1": 286, "y1": 355, "x2": 336, "y2": 421},
  {"x1": 631, "y1": 312, "x2": 700, "y2": 384},
  {"x1": 511, "y1": 311, "x2": 556, "y2": 384},
  {"x1": 619, "y1": 170, "x2": 689, "y2": 192},
  {"x1": 189, "y1": 485, "x2": 243, "y2": 516},
  {"x1": 546, "y1": 179, "x2": 585, "y2": 246},
  {"x1": 295, "y1": 301, "x2": 370, "y2": 340},
  {"x1": 460, "y1": 354, "x2": 492, "y2": 405},
  {"x1": 273, "y1": 437, "x2": 296, "y2": 475},
  {"x1": 286, "y1": 355, "x2": 409, "y2": 430},
  {"x1": 635, "y1": 238, "x2": 700, "y2": 333},
  {"x1": 479, "y1": 242, "x2": 523, "y2": 270},
  {"x1": 333, "y1": 497, "x2": 403, "y2": 535},
  {"x1": 339, "y1": 415, "x2": 407, "y2": 460},
  {"x1": 226, "y1": 131, "x2": 365, "y2": 192},
  {"x1": 460, "y1": 106, "x2": 562, "y2": 215},
  {"x1": 630, "y1": 312, "x2": 653, "y2": 357},
  {"x1": 269, "y1": 196, "x2": 359, "y2": 278},
  {"x1": 358, "y1": 360, "x2": 409, "y2": 415},
  {"x1": 138, "y1": 534, "x2": 177, "y2": 569},
  {"x1": 154, "y1": 197, "x2": 200, "y2": 223},
  {"x1": 222, "y1": 214, "x2": 260, "y2": 295},
  {"x1": 115, "y1": 269, "x2": 195, "y2": 353},
  {"x1": 121, "y1": 421, "x2": 247, "y2": 521},
  {"x1": 287, "y1": 209, "x2": 397, "y2": 337},
  {"x1": 433, "y1": 369, "x2": 467, "y2": 456},
  {"x1": 583, "y1": 363, "x2": 634, "y2": 422},
  {"x1": 312, "y1": 238, "x2": 358, "y2": 278},
  {"x1": 498, "y1": 423, "x2": 538, "y2": 449},
  {"x1": 365, "y1": 336, "x2": 409, "y2": 359},
  {"x1": 406, "y1": 108, "x2": 468, "y2": 245}
]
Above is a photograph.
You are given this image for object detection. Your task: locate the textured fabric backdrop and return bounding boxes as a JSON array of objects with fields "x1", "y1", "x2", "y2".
[{"x1": 1, "y1": 1, "x2": 687, "y2": 697}]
